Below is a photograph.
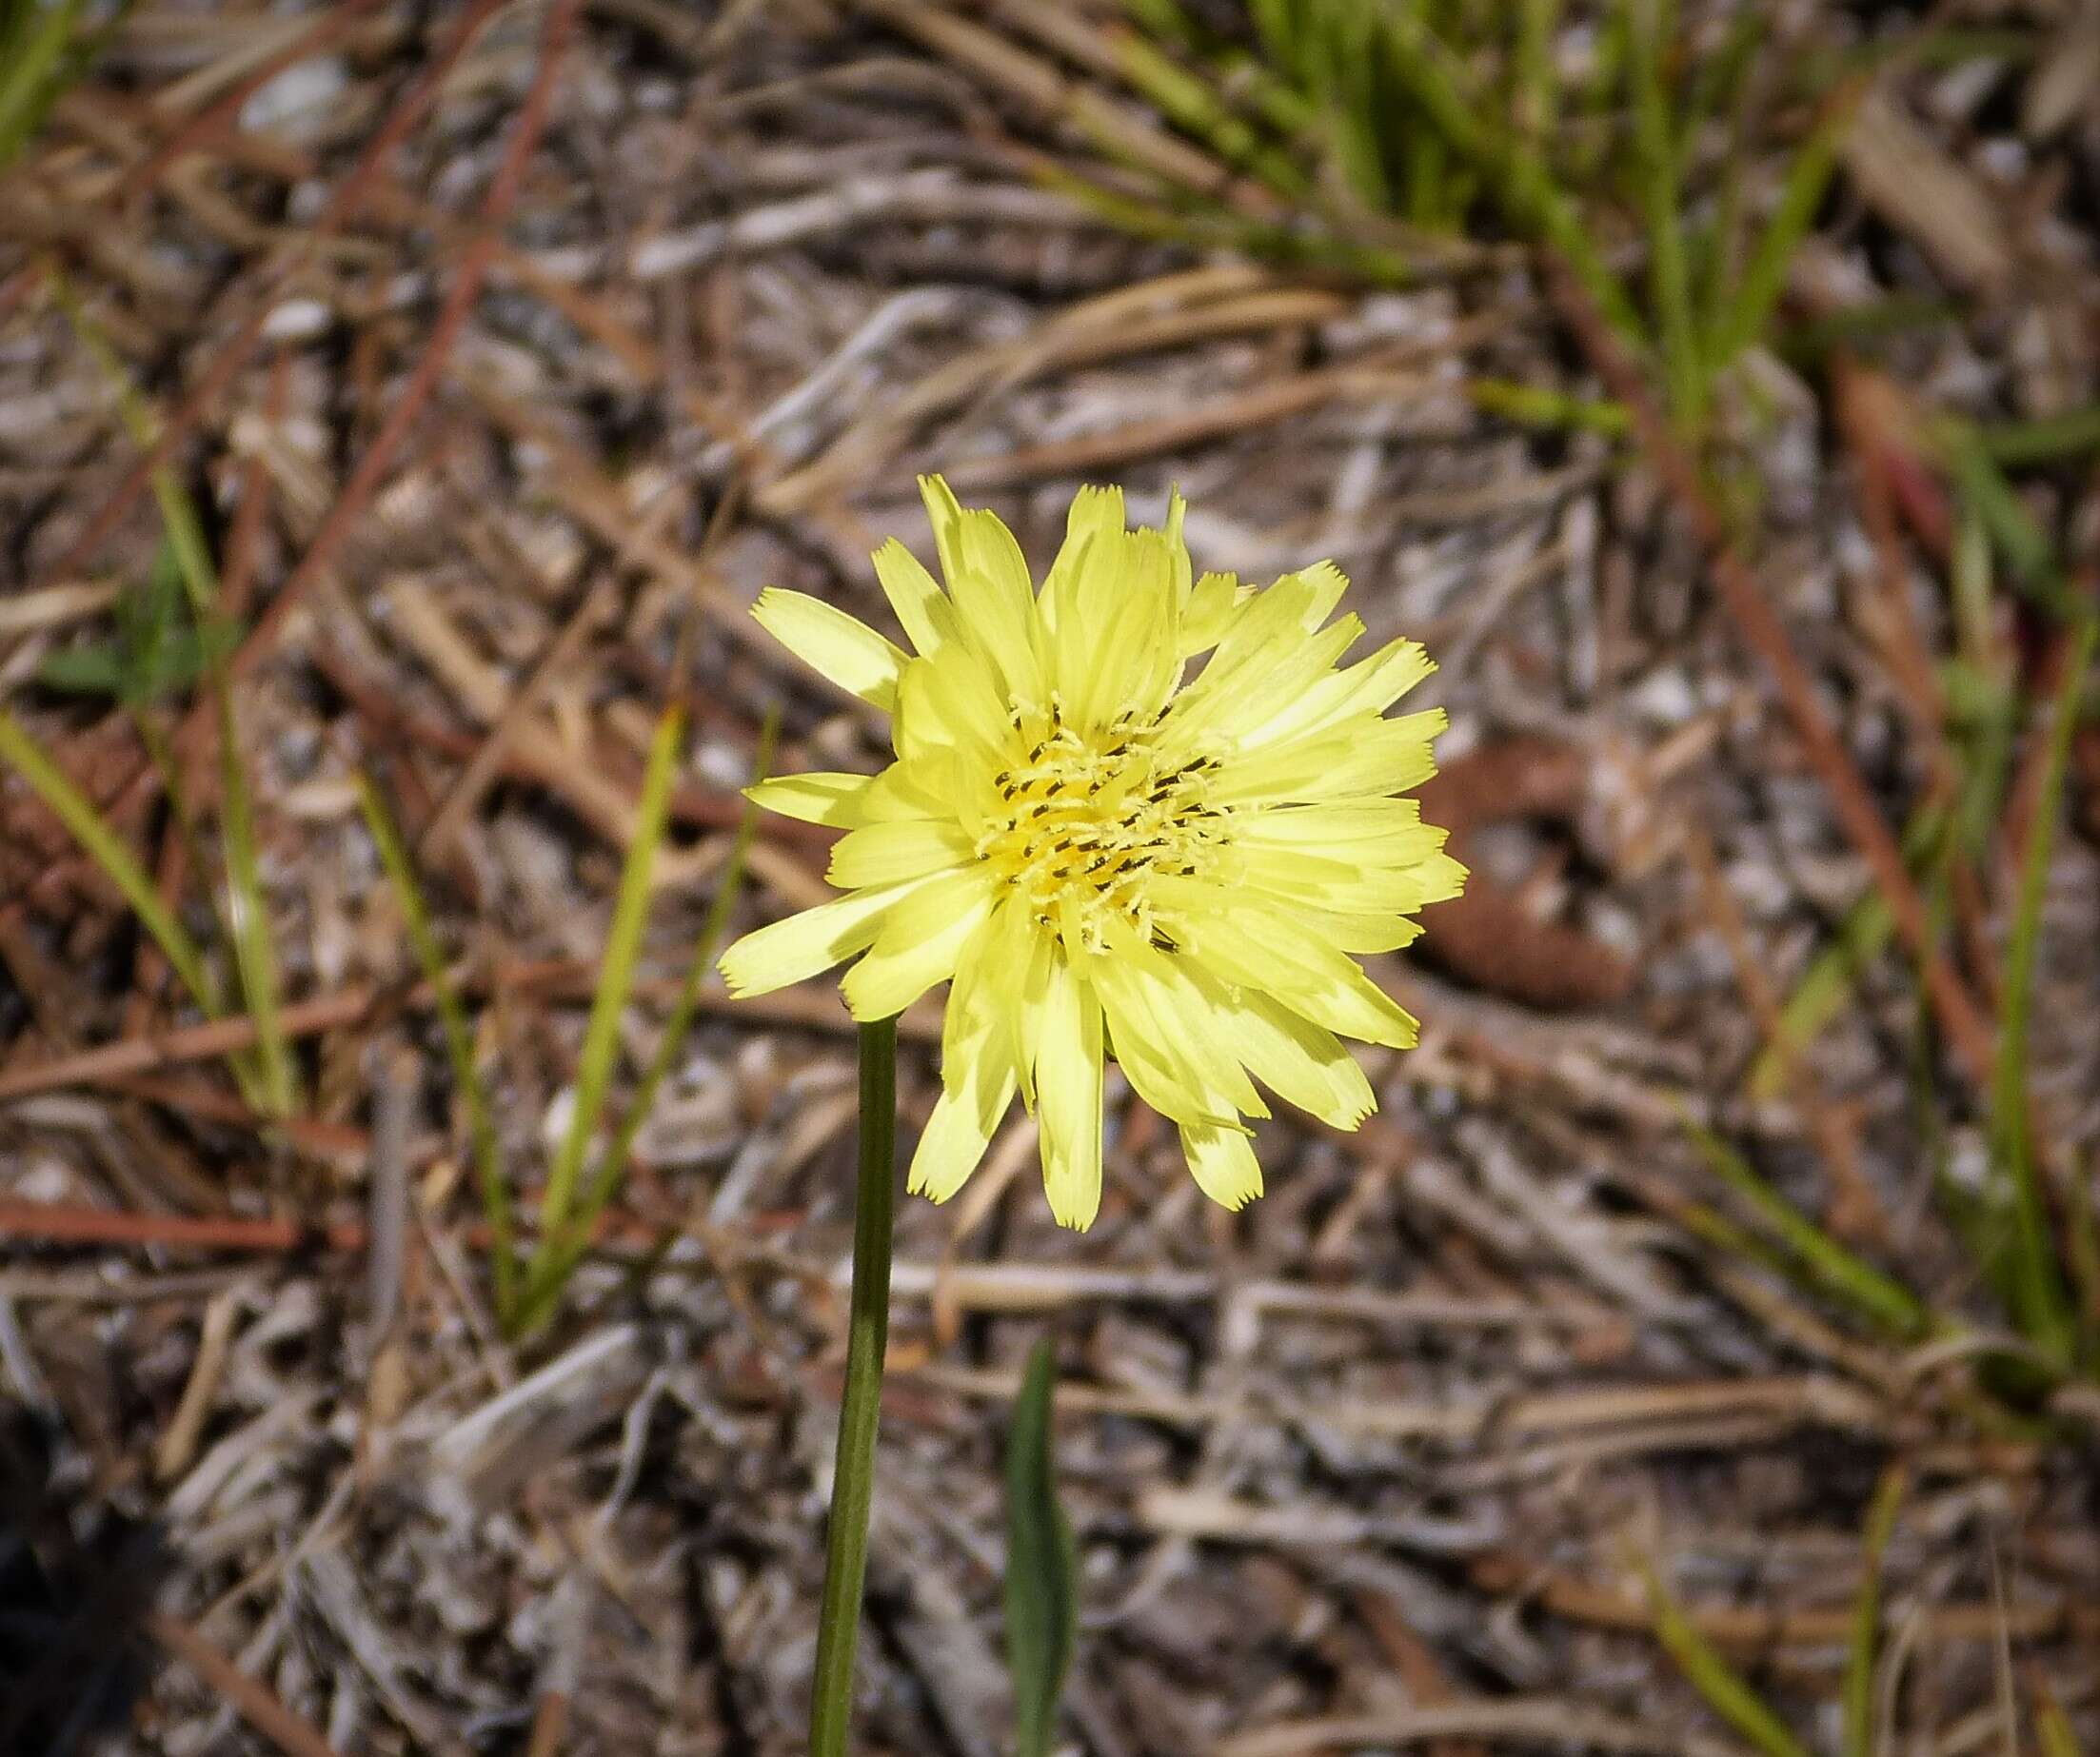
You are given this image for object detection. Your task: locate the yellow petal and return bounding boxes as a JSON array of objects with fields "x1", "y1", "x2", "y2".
[
  {"x1": 744, "y1": 772, "x2": 871, "y2": 828},
  {"x1": 827, "y1": 817, "x2": 976, "y2": 888},
  {"x1": 908, "y1": 933, "x2": 1019, "y2": 1203},
  {"x1": 871, "y1": 538, "x2": 950, "y2": 657},
  {"x1": 1033, "y1": 957, "x2": 1104, "y2": 1230},
  {"x1": 752, "y1": 587, "x2": 906, "y2": 709},
  {"x1": 908, "y1": 1074, "x2": 1017, "y2": 1202},
  {"x1": 1218, "y1": 985, "x2": 1375, "y2": 1129},
  {"x1": 841, "y1": 867, "x2": 997, "y2": 1020},
  {"x1": 719, "y1": 879, "x2": 921, "y2": 997},
  {"x1": 1179, "y1": 1121, "x2": 1262, "y2": 1211},
  {"x1": 1185, "y1": 907, "x2": 1419, "y2": 1050},
  {"x1": 920, "y1": 476, "x2": 1044, "y2": 701},
  {"x1": 1093, "y1": 918, "x2": 1264, "y2": 1124},
  {"x1": 1180, "y1": 569, "x2": 1244, "y2": 655}
]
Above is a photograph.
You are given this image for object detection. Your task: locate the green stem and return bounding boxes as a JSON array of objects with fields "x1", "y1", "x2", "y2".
[{"x1": 808, "y1": 1015, "x2": 900, "y2": 1757}]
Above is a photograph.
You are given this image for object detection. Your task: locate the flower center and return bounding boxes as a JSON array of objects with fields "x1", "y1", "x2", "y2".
[{"x1": 978, "y1": 706, "x2": 1221, "y2": 953}]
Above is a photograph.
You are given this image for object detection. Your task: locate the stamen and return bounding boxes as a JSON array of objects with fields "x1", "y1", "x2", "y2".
[{"x1": 977, "y1": 717, "x2": 1222, "y2": 955}]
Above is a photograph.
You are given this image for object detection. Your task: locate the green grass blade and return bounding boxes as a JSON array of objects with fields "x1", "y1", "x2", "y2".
[
  {"x1": 1468, "y1": 377, "x2": 1630, "y2": 436},
  {"x1": 0, "y1": 711, "x2": 217, "y2": 1013},
  {"x1": 1774, "y1": 294, "x2": 1963, "y2": 367},
  {"x1": 1643, "y1": 1559, "x2": 1812, "y2": 1757},
  {"x1": 0, "y1": 0, "x2": 87, "y2": 169},
  {"x1": 1972, "y1": 405, "x2": 2100, "y2": 468},
  {"x1": 56, "y1": 280, "x2": 298, "y2": 1115},
  {"x1": 214, "y1": 689, "x2": 297, "y2": 1116},
  {"x1": 1510, "y1": 0, "x2": 1561, "y2": 148},
  {"x1": 512, "y1": 711, "x2": 777, "y2": 1333},
  {"x1": 1029, "y1": 160, "x2": 1416, "y2": 284},
  {"x1": 1710, "y1": 79, "x2": 1859, "y2": 374},
  {"x1": 1625, "y1": 0, "x2": 1700, "y2": 430},
  {"x1": 355, "y1": 770, "x2": 515, "y2": 1324},
  {"x1": 1111, "y1": 27, "x2": 1310, "y2": 200},
  {"x1": 1986, "y1": 616, "x2": 2097, "y2": 1365},
  {"x1": 1842, "y1": 1465, "x2": 1907, "y2": 1757},
  {"x1": 524, "y1": 704, "x2": 684, "y2": 1321},
  {"x1": 1938, "y1": 421, "x2": 2076, "y2": 616},
  {"x1": 1006, "y1": 1337, "x2": 1079, "y2": 1757},
  {"x1": 1374, "y1": 6, "x2": 1645, "y2": 344},
  {"x1": 1684, "y1": 1121, "x2": 1930, "y2": 1337}
]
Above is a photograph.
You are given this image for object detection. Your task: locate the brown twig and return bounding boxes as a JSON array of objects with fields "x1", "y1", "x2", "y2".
[{"x1": 143, "y1": 1610, "x2": 347, "y2": 1757}]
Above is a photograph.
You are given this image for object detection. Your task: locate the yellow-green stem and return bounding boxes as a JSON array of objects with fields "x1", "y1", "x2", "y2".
[{"x1": 808, "y1": 1015, "x2": 900, "y2": 1757}]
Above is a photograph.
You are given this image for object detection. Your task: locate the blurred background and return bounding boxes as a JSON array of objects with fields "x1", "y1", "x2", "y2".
[{"x1": 2, "y1": 0, "x2": 2099, "y2": 1751}]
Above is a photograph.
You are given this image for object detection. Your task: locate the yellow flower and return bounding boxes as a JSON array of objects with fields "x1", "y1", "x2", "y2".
[{"x1": 721, "y1": 477, "x2": 1465, "y2": 1230}]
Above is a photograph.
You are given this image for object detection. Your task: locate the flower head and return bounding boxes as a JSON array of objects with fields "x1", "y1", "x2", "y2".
[{"x1": 721, "y1": 477, "x2": 1464, "y2": 1229}]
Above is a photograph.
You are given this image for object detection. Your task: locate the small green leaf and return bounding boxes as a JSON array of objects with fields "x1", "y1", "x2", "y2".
[{"x1": 1006, "y1": 1337, "x2": 1078, "y2": 1757}]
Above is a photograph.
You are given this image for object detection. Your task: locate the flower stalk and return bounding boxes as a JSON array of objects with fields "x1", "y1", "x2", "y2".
[{"x1": 808, "y1": 1014, "x2": 901, "y2": 1757}]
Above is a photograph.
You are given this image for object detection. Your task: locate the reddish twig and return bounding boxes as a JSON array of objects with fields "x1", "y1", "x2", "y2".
[
  {"x1": 1551, "y1": 272, "x2": 1998, "y2": 1089},
  {"x1": 0, "y1": 1196, "x2": 661, "y2": 1256},
  {"x1": 143, "y1": 1611, "x2": 346, "y2": 1757},
  {"x1": 0, "y1": 986, "x2": 383, "y2": 1102}
]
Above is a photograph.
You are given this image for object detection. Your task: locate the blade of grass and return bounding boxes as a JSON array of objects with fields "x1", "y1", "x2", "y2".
[
  {"x1": 1708, "y1": 77, "x2": 1861, "y2": 376},
  {"x1": 523, "y1": 703, "x2": 684, "y2": 1324},
  {"x1": 1642, "y1": 1558, "x2": 1813, "y2": 1757},
  {"x1": 1129, "y1": 0, "x2": 1319, "y2": 142},
  {"x1": 56, "y1": 281, "x2": 298, "y2": 1115},
  {"x1": 1006, "y1": 1337, "x2": 1079, "y2": 1757},
  {"x1": 1364, "y1": 1, "x2": 1647, "y2": 342},
  {"x1": 511, "y1": 711, "x2": 777, "y2": 1333},
  {"x1": 0, "y1": 701, "x2": 238, "y2": 1049},
  {"x1": 0, "y1": 0, "x2": 87, "y2": 169},
  {"x1": 1986, "y1": 616, "x2": 2097, "y2": 1366},
  {"x1": 1683, "y1": 1119, "x2": 1931, "y2": 1337},
  {"x1": 1971, "y1": 405, "x2": 2100, "y2": 468},
  {"x1": 1842, "y1": 1465, "x2": 1908, "y2": 1757},
  {"x1": 354, "y1": 770, "x2": 515, "y2": 1325},
  {"x1": 1938, "y1": 420, "x2": 2077, "y2": 617},
  {"x1": 1686, "y1": 7, "x2": 1763, "y2": 365},
  {"x1": 1108, "y1": 24, "x2": 1311, "y2": 200},
  {"x1": 1625, "y1": 0, "x2": 1700, "y2": 430},
  {"x1": 1510, "y1": 0, "x2": 1561, "y2": 148},
  {"x1": 1031, "y1": 160, "x2": 1417, "y2": 283},
  {"x1": 1774, "y1": 294, "x2": 1963, "y2": 367},
  {"x1": 211, "y1": 684, "x2": 296, "y2": 1115},
  {"x1": 1468, "y1": 376, "x2": 1630, "y2": 436},
  {"x1": 0, "y1": 712, "x2": 218, "y2": 1013}
]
